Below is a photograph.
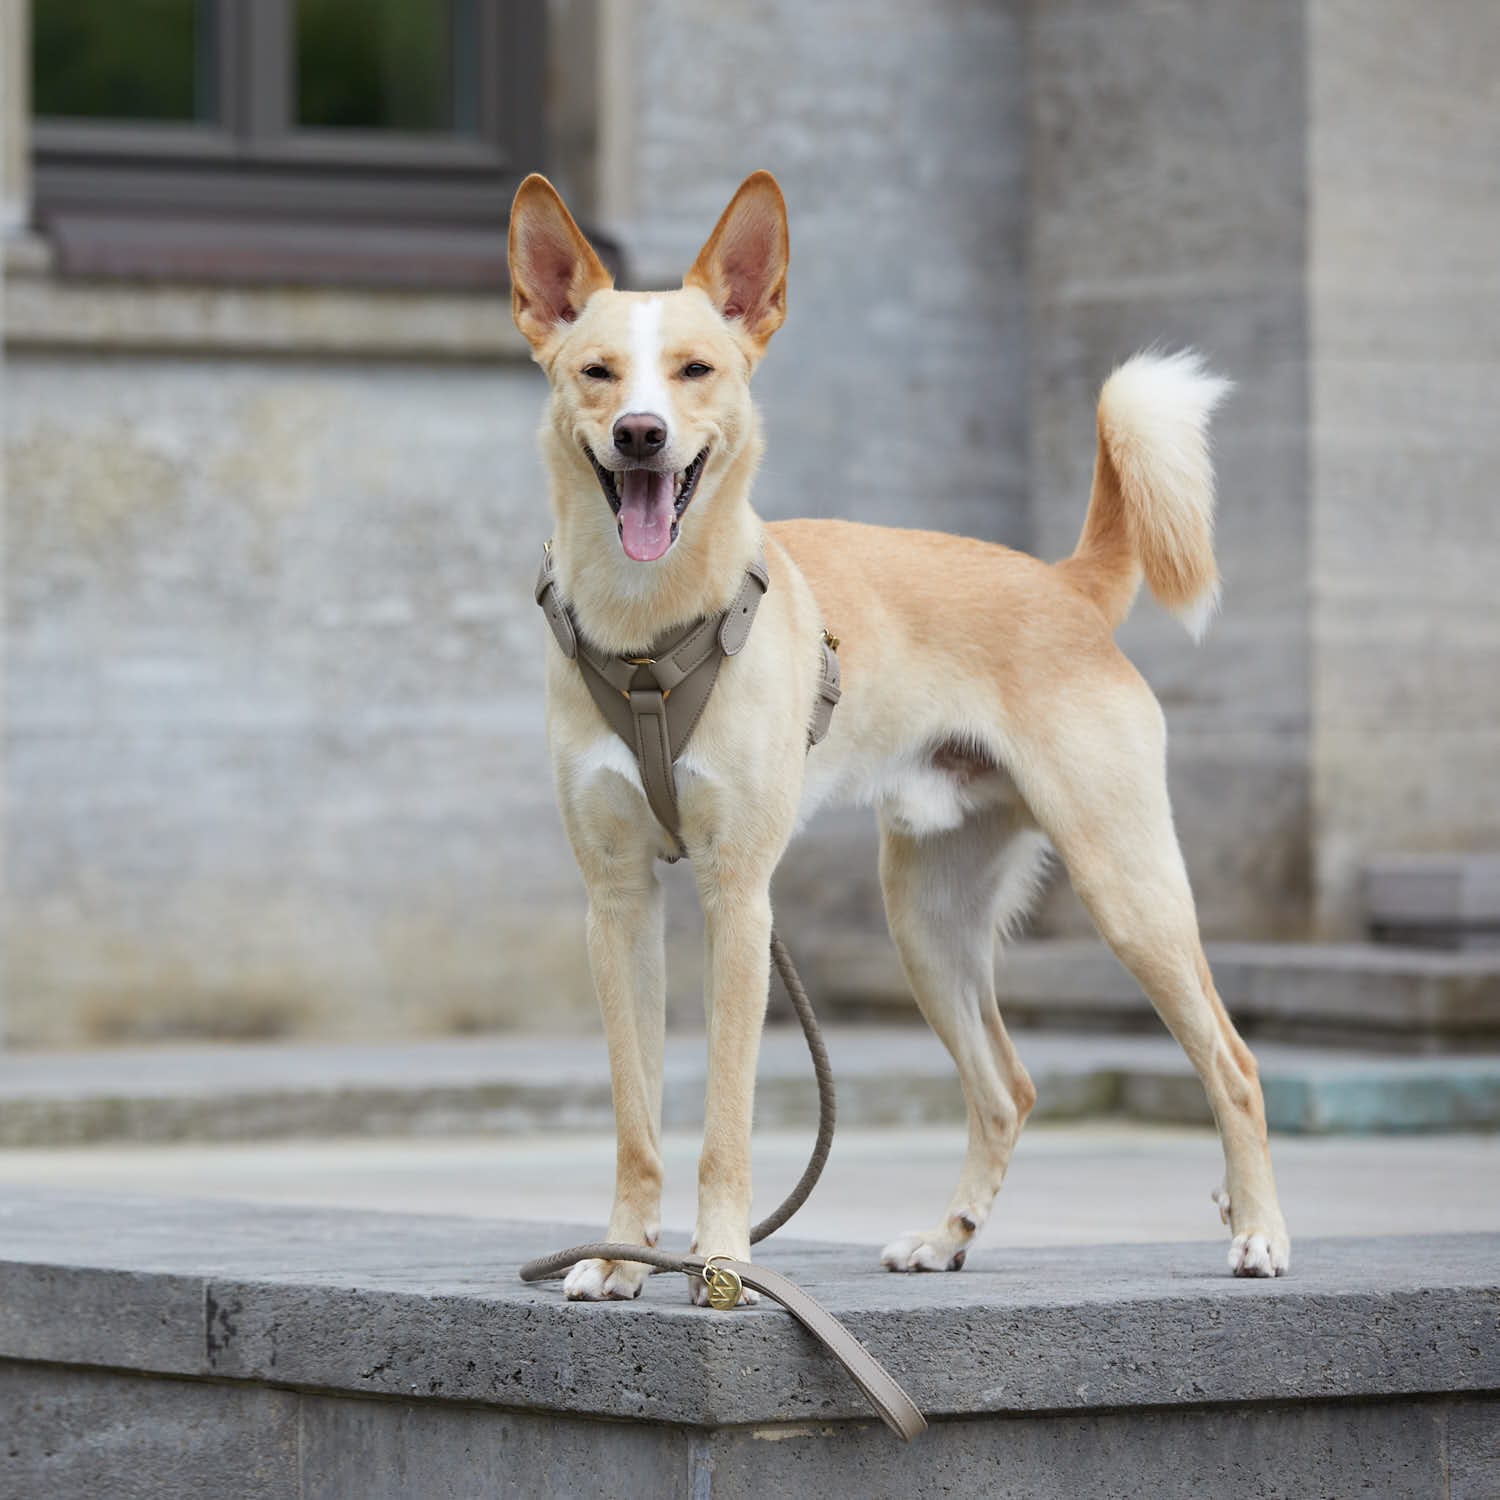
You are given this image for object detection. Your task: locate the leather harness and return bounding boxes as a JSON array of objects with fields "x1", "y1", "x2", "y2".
[{"x1": 535, "y1": 541, "x2": 841, "y2": 852}]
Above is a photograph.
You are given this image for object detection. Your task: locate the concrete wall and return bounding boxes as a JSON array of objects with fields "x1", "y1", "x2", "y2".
[
  {"x1": 615, "y1": 0, "x2": 1031, "y2": 967},
  {"x1": 1307, "y1": 0, "x2": 1500, "y2": 932},
  {"x1": 1025, "y1": 0, "x2": 1312, "y2": 937},
  {"x1": 0, "y1": 0, "x2": 1031, "y2": 1044},
  {"x1": 4, "y1": 351, "x2": 596, "y2": 1045},
  {"x1": 3, "y1": 0, "x2": 1497, "y2": 1042}
]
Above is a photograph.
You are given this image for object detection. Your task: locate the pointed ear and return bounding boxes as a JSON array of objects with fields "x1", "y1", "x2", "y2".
[
  {"x1": 683, "y1": 171, "x2": 789, "y2": 351},
  {"x1": 508, "y1": 174, "x2": 614, "y2": 351}
]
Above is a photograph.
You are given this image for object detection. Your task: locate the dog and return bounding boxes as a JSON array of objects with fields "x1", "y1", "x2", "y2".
[{"x1": 508, "y1": 170, "x2": 1290, "y2": 1303}]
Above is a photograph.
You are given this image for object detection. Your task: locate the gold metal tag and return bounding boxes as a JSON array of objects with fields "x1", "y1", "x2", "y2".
[{"x1": 701, "y1": 1255, "x2": 743, "y2": 1311}]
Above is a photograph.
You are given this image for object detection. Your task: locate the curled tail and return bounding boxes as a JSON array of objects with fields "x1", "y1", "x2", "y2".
[{"x1": 1056, "y1": 349, "x2": 1230, "y2": 641}]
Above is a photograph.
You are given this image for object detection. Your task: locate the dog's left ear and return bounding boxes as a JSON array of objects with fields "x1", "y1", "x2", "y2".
[
  {"x1": 684, "y1": 171, "x2": 789, "y2": 353},
  {"x1": 508, "y1": 174, "x2": 614, "y2": 352}
]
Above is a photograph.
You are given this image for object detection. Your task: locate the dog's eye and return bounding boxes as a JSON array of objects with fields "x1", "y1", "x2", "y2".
[
  {"x1": 581, "y1": 364, "x2": 612, "y2": 380},
  {"x1": 681, "y1": 361, "x2": 713, "y2": 379}
]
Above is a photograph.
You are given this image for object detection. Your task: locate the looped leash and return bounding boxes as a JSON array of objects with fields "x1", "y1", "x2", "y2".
[{"x1": 519, "y1": 1245, "x2": 926, "y2": 1442}]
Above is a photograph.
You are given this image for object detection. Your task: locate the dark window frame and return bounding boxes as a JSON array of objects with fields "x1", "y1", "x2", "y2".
[{"x1": 32, "y1": 0, "x2": 548, "y2": 289}]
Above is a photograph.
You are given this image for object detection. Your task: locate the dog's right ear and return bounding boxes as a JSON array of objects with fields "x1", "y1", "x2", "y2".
[{"x1": 508, "y1": 175, "x2": 614, "y2": 351}]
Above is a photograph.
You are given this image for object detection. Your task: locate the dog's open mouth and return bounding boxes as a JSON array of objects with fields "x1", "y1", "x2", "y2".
[{"x1": 587, "y1": 446, "x2": 709, "y2": 562}]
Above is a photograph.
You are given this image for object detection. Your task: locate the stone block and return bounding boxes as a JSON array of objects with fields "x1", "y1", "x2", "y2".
[
  {"x1": 1366, "y1": 854, "x2": 1500, "y2": 950},
  {"x1": 296, "y1": 1392, "x2": 685, "y2": 1500},
  {"x1": 817, "y1": 936, "x2": 1500, "y2": 1050},
  {"x1": 0, "y1": 1360, "x2": 299, "y2": 1500},
  {"x1": 1, "y1": 1194, "x2": 1497, "y2": 1497}
]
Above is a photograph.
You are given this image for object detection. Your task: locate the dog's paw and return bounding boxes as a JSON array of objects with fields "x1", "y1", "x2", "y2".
[
  {"x1": 1228, "y1": 1229, "x2": 1291, "y2": 1278},
  {"x1": 880, "y1": 1229, "x2": 971, "y2": 1273},
  {"x1": 563, "y1": 1257, "x2": 650, "y2": 1301}
]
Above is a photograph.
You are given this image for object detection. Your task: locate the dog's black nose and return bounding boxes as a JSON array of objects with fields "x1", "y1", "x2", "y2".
[{"x1": 613, "y1": 413, "x2": 667, "y2": 460}]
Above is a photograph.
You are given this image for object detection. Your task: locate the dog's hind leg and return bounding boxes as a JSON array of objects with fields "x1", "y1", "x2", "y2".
[
  {"x1": 878, "y1": 805, "x2": 1049, "y2": 1272},
  {"x1": 1015, "y1": 675, "x2": 1291, "y2": 1277}
]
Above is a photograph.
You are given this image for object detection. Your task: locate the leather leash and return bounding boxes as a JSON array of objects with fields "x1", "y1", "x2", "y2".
[{"x1": 522, "y1": 543, "x2": 927, "y2": 1441}]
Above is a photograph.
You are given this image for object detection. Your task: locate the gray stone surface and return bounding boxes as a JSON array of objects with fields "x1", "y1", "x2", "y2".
[
  {"x1": 2, "y1": 353, "x2": 597, "y2": 1049},
  {"x1": 1, "y1": 1192, "x2": 1497, "y2": 1428},
  {"x1": 3, "y1": 244, "x2": 530, "y2": 359},
  {"x1": 1367, "y1": 854, "x2": 1500, "y2": 950},
  {"x1": 0, "y1": 1360, "x2": 301, "y2": 1500},
  {"x1": 4, "y1": 0, "x2": 1500, "y2": 1051},
  {"x1": 5, "y1": 1022, "x2": 1500, "y2": 1148},
  {"x1": 2, "y1": 1194, "x2": 1497, "y2": 1497},
  {"x1": 5, "y1": 1357, "x2": 1489, "y2": 1500},
  {"x1": 820, "y1": 935, "x2": 1500, "y2": 1050},
  {"x1": 0, "y1": 0, "x2": 1031, "y2": 1051},
  {"x1": 699, "y1": 1398, "x2": 1477, "y2": 1500},
  {"x1": 1025, "y1": 0, "x2": 1313, "y2": 939},
  {"x1": 295, "y1": 1390, "x2": 685, "y2": 1500},
  {"x1": 1449, "y1": 1398, "x2": 1500, "y2": 1500},
  {"x1": 1307, "y1": 0, "x2": 1500, "y2": 934}
]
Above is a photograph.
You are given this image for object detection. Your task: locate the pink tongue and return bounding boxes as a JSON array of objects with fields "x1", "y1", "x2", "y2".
[{"x1": 618, "y1": 469, "x2": 676, "y2": 561}]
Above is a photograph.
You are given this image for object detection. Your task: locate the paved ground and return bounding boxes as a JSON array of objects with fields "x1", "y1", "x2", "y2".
[{"x1": 3, "y1": 1121, "x2": 1497, "y2": 1252}]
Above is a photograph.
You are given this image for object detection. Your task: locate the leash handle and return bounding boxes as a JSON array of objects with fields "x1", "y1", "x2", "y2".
[{"x1": 518, "y1": 1243, "x2": 926, "y2": 1441}]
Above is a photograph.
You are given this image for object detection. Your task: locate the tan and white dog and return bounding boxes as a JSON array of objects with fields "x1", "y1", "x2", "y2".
[{"x1": 509, "y1": 170, "x2": 1290, "y2": 1303}]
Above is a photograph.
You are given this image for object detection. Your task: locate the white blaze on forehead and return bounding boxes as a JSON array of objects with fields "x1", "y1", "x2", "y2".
[{"x1": 622, "y1": 298, "x2": 673, "y2": 428}]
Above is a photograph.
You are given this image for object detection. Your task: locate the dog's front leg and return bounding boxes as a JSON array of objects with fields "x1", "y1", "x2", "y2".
[
  {"x1": 562, "y1": 852, "x2": 667, "y2": 1301},
  {"x1": 689, "y1": 865, "x2": 775, "y2": 1306}
]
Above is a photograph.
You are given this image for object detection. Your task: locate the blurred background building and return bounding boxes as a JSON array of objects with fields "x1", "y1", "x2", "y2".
[{"x1": 1, "y1": 0, "x2": 1496, "y2": 1048}]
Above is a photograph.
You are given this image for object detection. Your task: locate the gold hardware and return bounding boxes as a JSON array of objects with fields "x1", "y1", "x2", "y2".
[
  {"x1": 701, "y1": 1254, "x2": 744, "y2": 1311},
  {"x1": 822, "y1": 629, "x2": 840, "y2": 653},
  {"x1": 543, "y1": 538, "x2": 553, "y2": 555},
  {"x1": 624, "y1": 655, "x2": 657, "y2": 666}
]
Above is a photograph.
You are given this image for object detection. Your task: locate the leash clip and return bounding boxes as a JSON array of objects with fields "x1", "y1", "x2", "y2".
[{"x1": 700, "y1": 1253, "x2": 744, "y2": 1311}]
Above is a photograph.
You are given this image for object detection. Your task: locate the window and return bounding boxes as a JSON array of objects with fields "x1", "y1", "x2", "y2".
[{"x1": 31, "y1": 0, "x2": 547, "y2": 288}]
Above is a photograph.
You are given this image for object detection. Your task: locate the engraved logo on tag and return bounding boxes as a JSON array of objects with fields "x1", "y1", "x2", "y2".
[{"x1": 702, "y1": 1256, "x2": 743, "y2": 1311}]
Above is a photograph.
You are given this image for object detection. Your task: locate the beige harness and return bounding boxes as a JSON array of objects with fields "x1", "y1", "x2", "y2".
[
  {"x1": 524, "y1": 541, "x2": 925, "y2": 1442},
  {"x1": 535, "y1": 542, "x2": 841, "y2": 852}
]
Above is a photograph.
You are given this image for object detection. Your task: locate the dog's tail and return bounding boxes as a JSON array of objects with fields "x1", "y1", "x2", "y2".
[{"x1": 1056, "y1": 349, "x2": 1230, "y2": 641}]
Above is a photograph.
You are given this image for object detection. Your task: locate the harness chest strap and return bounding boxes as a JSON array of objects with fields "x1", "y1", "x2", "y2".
[{"x1": 535, "y1": 543, "x2": 841, "y2": 848}]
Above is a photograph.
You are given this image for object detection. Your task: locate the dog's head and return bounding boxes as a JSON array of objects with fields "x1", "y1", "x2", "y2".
[{"x1": 509, "y1": 172, "x2": 788, "y2": 563}]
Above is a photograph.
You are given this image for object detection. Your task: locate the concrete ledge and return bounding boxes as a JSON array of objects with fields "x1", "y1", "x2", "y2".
[
  {"x1": 1, "y1": 1193, "x2": 1497, "y2": 1497},
  {"x1": 2, "y1": 238, "x2": 528, "y2": 362},
  {"x1": 817, "y1": 937, "x2": 1500, "y2": 1051},
  {"x1": 1366, "y1": 854, "x2": 1500, "y2": 951},
  {"x1": 6, "y1": 1026, "x2": 1500, "y2": 1148}
]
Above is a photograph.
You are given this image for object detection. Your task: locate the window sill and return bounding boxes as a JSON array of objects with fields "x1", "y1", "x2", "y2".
[{"x1": 2, "y1": 234, "x2": 530, "y2": 362}]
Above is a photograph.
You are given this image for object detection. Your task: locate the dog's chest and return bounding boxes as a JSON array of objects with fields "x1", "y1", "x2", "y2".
[{"x1": 564, "y1": 730, "x2": 718, "y2": 802}]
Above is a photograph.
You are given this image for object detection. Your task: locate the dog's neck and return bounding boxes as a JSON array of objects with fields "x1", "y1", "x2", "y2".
[{"x1": 546, "y1": 435, "x2": 766, "y2": 655}]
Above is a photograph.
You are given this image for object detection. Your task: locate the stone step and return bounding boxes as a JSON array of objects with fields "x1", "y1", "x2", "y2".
[
  {"x1": 1365, "y1": 853, "x2": 1500, "y2": 950},
  {"x1": 4, "y1": 1024, "x2": 1500, "y2": 1147},
  {"x1": 813, "y1": 936, "x2": 1500, "y2": 1051},
  {"x1": 1, "y1": 1191, "x2": 1495, "y2": 1498}
]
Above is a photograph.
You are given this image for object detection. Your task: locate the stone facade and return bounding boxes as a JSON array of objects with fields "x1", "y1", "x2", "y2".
[
  {"x1": 1306, "y1": 0, "x2": 1500, "y2": 931},
  {"x1": 2, "y1": 1, "x2": 1497, "y2": 1044}
]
